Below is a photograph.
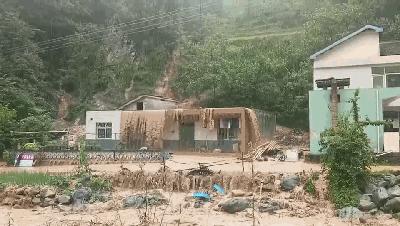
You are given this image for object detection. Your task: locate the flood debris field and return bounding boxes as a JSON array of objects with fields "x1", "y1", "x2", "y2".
[{"x1": 0, "y1": 161, "x2": 399, "y2": 226}]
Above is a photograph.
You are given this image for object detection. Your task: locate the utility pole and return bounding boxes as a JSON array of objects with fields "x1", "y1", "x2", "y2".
[{"x1": 199, "y1": 0, "x2": 203, "y2": 37}]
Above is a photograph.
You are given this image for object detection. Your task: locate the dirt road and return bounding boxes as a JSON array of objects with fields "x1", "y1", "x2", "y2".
[{"x1": 0, "y1": 155, "x2": 321, "y2": 174}]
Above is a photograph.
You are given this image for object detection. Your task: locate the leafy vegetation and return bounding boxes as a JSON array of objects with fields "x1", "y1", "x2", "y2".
[
  {"x1": 319, "y1": 90, "x2": 384, "y2": 208},
  {"x1": 0, "y1": 172, "x2": 67, "y2": 187}
]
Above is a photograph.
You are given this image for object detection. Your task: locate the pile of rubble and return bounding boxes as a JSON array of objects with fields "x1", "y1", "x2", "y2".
[
  {"x1": 341, "y1": 173, "x2": 400, "y2": 222},
  {"x1": 273, "y1": 126, "x2": 309, "y2": 150}
]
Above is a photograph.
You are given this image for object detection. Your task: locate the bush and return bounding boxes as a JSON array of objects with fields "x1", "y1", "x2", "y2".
[
  {"x1": 305, "y1": 177, "x2": 316, "y2": 196},
  {"x1": 319, "y1": 90, "x2": 384, "y2": 208},
  {"x1": 3, "y1": 150, "x2": 15, "y2": 166}
]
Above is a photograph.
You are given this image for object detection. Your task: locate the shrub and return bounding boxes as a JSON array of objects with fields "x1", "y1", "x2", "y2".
[
  {"x1": 305, "y1": 177, "x2": 316, "y2": 196},
  {"x1": 320, "y1": 90, "x2": 385, "y2": 208}
]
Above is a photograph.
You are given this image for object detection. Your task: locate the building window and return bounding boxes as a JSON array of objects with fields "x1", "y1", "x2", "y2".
[
  {"x1": 96, "y1": 122, "x2": 112, "y2": 139},
  {"x1": 137, "y1": 102, "x2": 144, "y2": 110},
  {"x1": 372, "y1": 65, "x2": 400, "y2": 88},
  {"x1": 218, "y1": 118, "x2": 240, "y2": 140}
]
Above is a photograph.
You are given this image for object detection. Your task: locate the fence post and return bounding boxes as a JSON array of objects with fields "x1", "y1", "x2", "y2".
[{"x1": 113, "y1": 133, "x2": 116, "y2": 161}]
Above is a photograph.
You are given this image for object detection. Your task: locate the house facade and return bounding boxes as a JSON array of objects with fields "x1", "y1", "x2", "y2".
[
  {"x1": 85, "y1": 108, "x2": 276, "y2": 154},
  {"x1": 309, "y1": 25, "x2": 400, "y2": 156}
]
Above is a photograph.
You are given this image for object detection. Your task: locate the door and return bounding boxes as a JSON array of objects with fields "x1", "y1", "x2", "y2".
[{"x1": 179, "y1": 122, "x2": 195, "y2": 151}]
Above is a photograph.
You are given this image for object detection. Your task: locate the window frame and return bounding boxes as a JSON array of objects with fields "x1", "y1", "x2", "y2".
[
  {"x1": 96, "y1": 122, "x2": 113, "y2": 139},
  {"x1": 372, "y1": 65, "x2": 400, "y2": 88}
]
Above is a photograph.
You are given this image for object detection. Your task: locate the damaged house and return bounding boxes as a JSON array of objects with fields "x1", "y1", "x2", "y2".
[
  {"x1": 309, "y1": 25, "x2": 400, "y2": 157},
  {"x1": 85, "y1": 96, "x2": 275, "y2": 154}
]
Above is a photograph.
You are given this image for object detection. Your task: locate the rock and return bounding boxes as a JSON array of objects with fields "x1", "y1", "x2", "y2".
[
  {"x1": 388, "y1": 185, "x2": 400, "y2": 198},
  {"x1": 57, "y1": 195, "x2": 71, "y2": 205},
  {"x1": 44, "y1": 198, "x2": 55, "y2": 205},
  {"x1": 27, "y1": 188, "x2": 40, "y2": 196},
  {"x1": 369, "y1": 208, "x2": 379, "y2": 215},
  {"x1": 57, "y1": 205, "x2": 72, "y2": 212},
  {"x1": 42, "y1": 189, "x2": 56, "y2": 198},
  {"x1": 13, "y1": 204, "x2": 22, "y2": 209},
  {"x1": 383, "y1": 197, "x2": 400, "y2": 213},
  {"x1": 123, "y1": 192, "x2": 168, "y2": 208},
  {"x1": 2, "y1": 197, "x2": 14, "y2": 206},
  {"x1": 359, "y1": 199, "x2": 376, "y2": 212},
  {"x1": 393, "y1": 212, "x2": 400, "y2": 219},
  {"x1": 359, "y1": 215, "x2": 369, "y2": 224},
  {"x1": 218, "y1": 198, "x2": 250, "y2": 213},
  {"x1": 230, "y1": 190, "x2": 246, "y2": 197},
  {"x1": 258, "y1": 201, "x2": 282, "y2": 214},
  {"x1": 183, "y1": 202, "x2": 190, "y2": 208},
  {"x1": 72, "y1": 187, "x2": 92, "y2": 204},
  {"x1": 16, "y1": 188, "x2": 25, "y2": 195},
  {"x1": 338, "y1": 207, "x2": 363, "y2": 220},
  {"x1": 372, "y1": 187, "x2": 389, "y2": 207},
  {"x1": 280, "y1": 175, "x2": 300, "y2": 191},
  {"x1": 395, "y1": 175, "x2": 400, "y2": 185},
  {"x1": 384, "y1": 174, "x2": 397, "y2": 187},
  {"x1": 264, "y1": 183, "x2": 275, "y2": 192},
  {"x1": 32, "y1": 197, "x2": 41, "y2": 205},
  {"x1": 365, "y1": 183, "x2": 377, "y2": 195},
  {"x1": 194, "y1": 200, "x2": 203, "y2": 208}
]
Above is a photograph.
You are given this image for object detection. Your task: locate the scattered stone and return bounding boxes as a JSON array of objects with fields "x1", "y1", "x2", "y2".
[
  {"x1": 32, "y1": 198, "x2": 41, "y2": 205},
  {"x1": 218, "y1": 198, "x2": 250, "y2": 214},
  {"x1": 230, "y1": 190, "x2": 246, "y2": 197},
  {"x1": 369, "y1": 208, "x2": 379, "y2": 215},
  {"x1": 393, "y1": 212, "x2": 400, "y2": 220},
  {"x1": 183, "y1": 202, "x2": 190, "y2": 208},
  {"x1": 57, "y1": 205, "x2": 72, "y2": 212},
  {"x1": 383, "y1": 197, "x2": 400, "y2": 213},
  {"x1": 264, "y1": 183, "x2": 275, "y2": 192},
  {"x1": 377, "y1": 180, "x2": 389, "y2": 188},
  {"x1": 258, "y1": 201, "x2": 282, "y2": 214},
  {"x1": 123, "y1": 191, "x2": 168, "y2": 208},
  {"x1": 72, "y1": 187, "x2": 92, "y2": 204},
  {"x1": 42, "y1": 189, "x2": 56, "y2": 198},
  {"x1": 16, "y1": 188, "x2": 25, "y2": 195},
  {"x1": 359, "y1": 195, "x2": 376, "y2": 211},
  {"x1": 372, "y1": 187, "x2": 389, "y2": 207},
  {"x1": 365, "y1": 183, "x2": 377, "y2": 195},
  {"x1": 2, "y1": 197, "x2": 14, "y2": 205},
  {"x1": 13, "y1": 204, "x2": 22, "y2": 209},
  {"x1": 194, "y1": 200, "x2": 203, "y2": 208},
  {"x1": 384, "y1": 174, "x2": 397, "y2": 187},
  {"x1": 280, "y1": 175, "x2": 300, "y2": 191},
  {"x1": 57, "y1": 195, "x2": 71, "y2": 205},
  {"x1": 359, "y1": 215, "x2": 369, "y2": 224},
  {"x1": 338, "y1": 207, "x2": 363, "y2": 220},
  {"x1": 388, "y1": 185, "x2": 400, "y2": 198},
  {"x1": 27, "y1": 188, "x2": 40, "y2": 196}
]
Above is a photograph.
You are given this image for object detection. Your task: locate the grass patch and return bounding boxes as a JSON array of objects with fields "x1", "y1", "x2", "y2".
[{"x1": 0, "y1": 172, "x2": 68, "y2": 187}]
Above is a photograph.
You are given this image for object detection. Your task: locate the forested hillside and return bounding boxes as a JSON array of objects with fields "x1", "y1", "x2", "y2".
[{"x1": 1, "y1": 0, "x2": 400, "y2": 144}]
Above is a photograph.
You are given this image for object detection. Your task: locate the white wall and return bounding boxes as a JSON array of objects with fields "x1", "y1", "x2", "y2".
[
  {"x1": 122, "y1": 98, "x2": 177, "y2": 111},
  {"x1": 312, "y1": 29, "x2": 400, "y2": 90},
  {"x1": 314, "y1": 31, "x2": 380, "y2": 69},
  {"x1": 313, "y1": 65, "x2": 372, "y2": 89},
  {"x1": 194, "y1": 121, "x2": 218, "y2": 141},
  {"x1": 85, "y1": 111, "x2": 122, "y2": 140}
]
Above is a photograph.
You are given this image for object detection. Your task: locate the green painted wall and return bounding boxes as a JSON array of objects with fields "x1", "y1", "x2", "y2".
[{"x1": 309, "y1": 87, "x2": 400, "y2": 155}]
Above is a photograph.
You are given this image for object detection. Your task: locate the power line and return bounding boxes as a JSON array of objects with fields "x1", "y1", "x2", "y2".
[
  {"x1": 31, "y1": 14, "x2": 204, "y2": 54},
  {"x1": 5, "y1": 1, "x2": 218, "y2": 53}
]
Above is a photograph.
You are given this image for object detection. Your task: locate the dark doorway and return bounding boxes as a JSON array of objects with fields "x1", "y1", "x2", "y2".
[
  {"x1": 137, "y1": 102, "x2": 144, "y2": 110},
  {"x1": 179, "y1": 122, "x2": 195, "y2": 151}
]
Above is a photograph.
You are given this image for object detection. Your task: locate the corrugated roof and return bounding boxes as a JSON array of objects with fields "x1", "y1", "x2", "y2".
[
  {"x1": 118, "y1": 95, "x2": 179, "y2": 110},
  {"x1": 310, "y1": 25, "x2": 383, "y2": 60}
]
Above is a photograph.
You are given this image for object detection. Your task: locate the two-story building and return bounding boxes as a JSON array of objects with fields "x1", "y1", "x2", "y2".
[{"x1": 309, "y1": 25, "x2": 400, "y2": 156}]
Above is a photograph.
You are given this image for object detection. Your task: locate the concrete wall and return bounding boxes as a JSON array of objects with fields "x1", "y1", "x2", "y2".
[
  {"x1": 163, "y1": 121, "x2": 179, "y2": 141},
  {"x1": 85, "y1": 111, "x2": 121, "y2": 150},
  {"x1": 309, "y1": 87, "x2": 400, "y2": 155},
  {"x1": 313, "y1": 66, "x2": 372, "y2": 89},
  {"x1": 122, "y1": 98, "x2": 177, "y2": 111},
  {"x1": 194, "y1": 121, "x2": 218, "y2": 140}
]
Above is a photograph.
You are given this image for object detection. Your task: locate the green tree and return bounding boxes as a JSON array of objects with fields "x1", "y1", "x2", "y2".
[{"x1": 0, "y1": 105, "x2": 17, "y2": 158}]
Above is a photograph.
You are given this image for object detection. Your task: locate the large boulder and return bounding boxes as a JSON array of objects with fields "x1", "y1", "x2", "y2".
[
  {"x1": 57, "y1": 195, "x2": 71, "y2": 205},
  {"x1": 384, "y1": 174, "x2": 397, "y2": 187},
  {"x1": 338, "y1": 207, "x2": 363, "y2": 220},
  {"x1": 359, "y1": 195, "x2": 376, "y2": 211},
  {"x1": 42, "y1": 189, "x2": 56, "y2": 198},
  {"x1": 280, "y1": 175, "x2": 300, "y2": 191},
  {"x1": 383, "y1": 197, "x2": 400, "y2": 213},
  {"x1": 388, "y1": 185, "x2": 400, "y2": 198},
  {"x1": 218, "y1": 198, "x2": 250, "y2": 214},
  {"x1": 372, "y1": 187, "x2": 389, "y2": 207},
  {"x1": 364, "y1": 183, "x2": 377, "y2": 195}
]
